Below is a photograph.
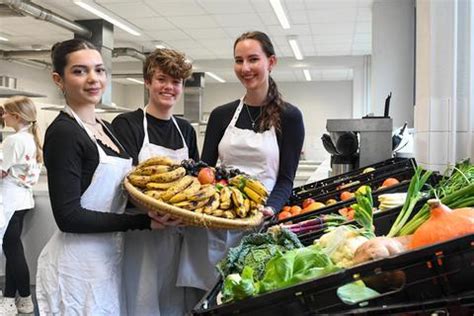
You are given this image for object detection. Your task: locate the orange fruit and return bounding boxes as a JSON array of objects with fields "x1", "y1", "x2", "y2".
[
  {"x1": 290, "y1": 205, "x2": 302, "y2": 216},
  {"x1": 340, "y1": 191, "x2": 355, "y2": 201},
  {"x1": 382, "y1": 177, "x2": 400, "y2": 187},
  {"x1": 278, "y1": 211, "x2": 292, "y2": 221}
]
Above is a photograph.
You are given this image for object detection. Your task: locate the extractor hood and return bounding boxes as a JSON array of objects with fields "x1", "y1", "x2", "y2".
[{"x1": 0, "y1": 76, "x2": 46, "y2": 98}]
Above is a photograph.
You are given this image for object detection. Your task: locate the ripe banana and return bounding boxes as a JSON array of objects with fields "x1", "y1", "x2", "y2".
[
  {"x1": 243, "y1": 186, "x2": 267, "y2": 205},
  {"x1": 188, "y1": 184, "x2": 216, "y2": 202},
  {"x1": 219, "y1": 186, "x2": 232, "y2": 210},
  {"x1": 128, "y1": 174, "x2": 152, "y2": 188},
  {"x1": 229, "y1": 186, "x2": 244, "y2": 208},
  {"x1": 137, "y1": 156, "x2": 175, "y2": 169},
  {"x1": 174, "y1": 197, "x2": 211, "y2": 211},
  {"x1": 150, "y1": 167, "x2": 186, "y2": 183},
  {"x1": 243, "y1": 198, "x2": 250, "y2": 213},
  {"x1": 245, "y1": 178, "x2": 268, "y2": 197},
  {"x1": 144, "y1": 190, "x2": 164, "y2": 200},
  {"x1": 168, "y1": 178, "x2": 201, "y2": 203},
  {"x1": 223, "y1": 210, "x2": 236, "y2": 219},
  {"x1": 228, "y1": 175, "x2": 245, "y2": 190},
  {"x1": 146, "y1": 179, "x2": 180, "y2": 190},
  {"x1": 235, "y1": 205, "x2": 247, "y2": 218},
  {"x1": 194, "y1": 207, "x2": 204, "y2": 214},
  {"x1": 135, "y1": 165, "x2": 173, "y2": 176},
  {"x1": 212, "y1": 209, "x2": 224, "y2": 217},
  {"x1": 161, "y1": 175, "x2": 195, "y2": 202},
  {"x1": 202, "y1": 193, "x2": 220, "y2": 214}
]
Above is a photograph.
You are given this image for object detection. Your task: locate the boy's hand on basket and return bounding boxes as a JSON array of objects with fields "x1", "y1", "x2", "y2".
[{"x1": 148, "y1": 212, "x2": 184, "y2": 229}]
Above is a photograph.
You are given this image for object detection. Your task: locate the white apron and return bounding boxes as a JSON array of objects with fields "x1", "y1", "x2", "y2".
[
  {"x1": 0, "y1": 128, "x2": 41, "y2": 244},
  {"x1": 36, "y1": 107, "x2": 132, "y2": 316},
  {"x1": 177, "y1": 98, "x2": 280, "y2": 291},
  {"x1": 123, "y1": 108, "x2": 189, "y2": 316}
]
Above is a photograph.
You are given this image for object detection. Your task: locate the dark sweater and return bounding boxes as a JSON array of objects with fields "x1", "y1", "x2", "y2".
[
  {"x1": 43, "y1": 112, "x2": 151, "y2": 233},
  {"x1": 201, "y1": 100, "x2": 305, "y2": 212},
  {"x1": 111, "y1": 109, "x2": 199, "y2": 165}
]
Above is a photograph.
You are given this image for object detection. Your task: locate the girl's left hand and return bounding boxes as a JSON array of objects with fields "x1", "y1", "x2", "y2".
[{"x1": 261, "y1": 206, "x2": 275, "y2": 218}]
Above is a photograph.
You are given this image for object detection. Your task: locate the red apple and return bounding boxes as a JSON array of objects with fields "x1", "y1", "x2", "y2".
[
  {"x1": 198, "y1": 167, "x2": 215, "y2": 184},
  {"x1": 302, "y1": 198, "x2": 316, "y2": 209},
  {"x1": 217, "y1": 179, "x2": 228, "y2": 186}
]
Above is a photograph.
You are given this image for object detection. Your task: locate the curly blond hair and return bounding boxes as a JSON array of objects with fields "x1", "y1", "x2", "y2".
[{"x1": 143, "y1": 48, "x2": 193, "y2": 82}]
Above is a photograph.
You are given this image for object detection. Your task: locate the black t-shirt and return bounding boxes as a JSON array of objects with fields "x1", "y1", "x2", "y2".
[
  {"x1": 43, "y1": 111, "x2": 151, "y2": 233},
  {"x1": 201, "y1": 100, "x2": 305, "y2": 212},
  {"x1": 111, "y1": 108, "x2": 199, "y2": 165}
]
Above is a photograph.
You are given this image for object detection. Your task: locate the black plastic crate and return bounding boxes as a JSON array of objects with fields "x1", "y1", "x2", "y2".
[
  {"x1": 339, "y1": 293, "x2": 474, "y2": 315},
  {"x1": 266, "y1": 180, "x2": 413, "y2": 232},
  {"x1": 291, "y1": 158, "x2": 416, "y2": 201},
  {"x1": 289, "y1": 163, "x2": 416, "y2": 206},
  {"x1": 192, "y1": 234, "x2": 474, "y2": 316}
]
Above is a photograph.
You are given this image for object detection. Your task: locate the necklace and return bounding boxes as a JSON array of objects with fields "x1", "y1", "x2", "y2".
[
  {"x1": 245, "y1": 104, "x2": 262, "y2": 130},
  {"x1": 84, "y1": 121, "x2": 121, "y2": 154}
]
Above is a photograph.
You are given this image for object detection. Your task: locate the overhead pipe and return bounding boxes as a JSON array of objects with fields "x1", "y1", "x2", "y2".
[
  {"x1": 113, "y1": 47, "x2": 146, "y2": 62},
  {"x1": 0, "y1": 49, "x2": 50, "y2": 59},
  {"x1": 5, "y1": 0, "x2": 92, "y2": 38},
  {"x1": 1, "y1": 47, "x2": 145, "y2": 62}
]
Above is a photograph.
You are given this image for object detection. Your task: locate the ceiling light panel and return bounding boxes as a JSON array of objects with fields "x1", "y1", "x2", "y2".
[
  {"x1": 303, "y1": 69, "x2": 311, "y2": 81},
  {"x1": 288, "y1": 38, "x2": 303, "y2": 60},
  {"x1": 269, "y1": 0, "x2": 290, "y2": 29},
  {"x1": 205, "y1": 72, "x2": 225, "y2": 83}
]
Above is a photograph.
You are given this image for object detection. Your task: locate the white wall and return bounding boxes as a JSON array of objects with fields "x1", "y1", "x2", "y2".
[
  {"x1": 414, "y1": 0, "x2": 474, "y2": 173},
  {"x1": 372, "y1": 0, "x2": 415, "y2": 128}
]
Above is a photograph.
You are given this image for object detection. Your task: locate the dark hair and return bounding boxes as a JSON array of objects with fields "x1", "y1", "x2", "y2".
[
  {"x1": 143, "y1": 48, "x2": 193, "y2": 82},
  {"x1": 51, "y1": 39, "x2": 99, "y2": 77},
  {"x1": 234, "y1": 31, "x2": 286, "y2": 133}
]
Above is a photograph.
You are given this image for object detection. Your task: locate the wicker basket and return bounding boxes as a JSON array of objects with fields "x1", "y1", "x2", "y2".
[{"x1": 124, "y1": 177, "x2": 264, "y2": 230}]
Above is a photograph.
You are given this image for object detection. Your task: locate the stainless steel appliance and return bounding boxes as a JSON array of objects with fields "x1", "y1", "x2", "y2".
[{"x1": 324, "y1": 117, "x2": 393, "y2": 175}]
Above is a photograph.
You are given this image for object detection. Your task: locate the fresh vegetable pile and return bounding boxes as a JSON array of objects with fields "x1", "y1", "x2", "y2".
[
  {"x1": 398, "y1": 159, "x2": 474, "y2": 236},
  {"x1": 213, "y1": 159, "x2": 474, "y2": 308}
]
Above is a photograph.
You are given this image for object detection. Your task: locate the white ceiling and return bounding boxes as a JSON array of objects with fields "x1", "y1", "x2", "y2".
[{"x1": 0, "y1": 0, "x2": 373, "y2": 83}]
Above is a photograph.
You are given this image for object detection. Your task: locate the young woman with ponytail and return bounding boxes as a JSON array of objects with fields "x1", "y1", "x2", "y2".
[
  {"x1": 177, "y1": 31, "x2": 305, "y2": 293},
  {"x1": 0, "y1": 96, "x2": 42, "y2": 314}
]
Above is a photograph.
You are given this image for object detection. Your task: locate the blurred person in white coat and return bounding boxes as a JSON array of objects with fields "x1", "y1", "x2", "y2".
[{"x1": 0, "y1": 96, "x2": 42, "y2": 314}]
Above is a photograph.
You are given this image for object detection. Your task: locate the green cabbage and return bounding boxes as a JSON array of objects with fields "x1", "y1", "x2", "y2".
[{"x1": 217, "y1": 228, "x2": 303, "y2": 281}]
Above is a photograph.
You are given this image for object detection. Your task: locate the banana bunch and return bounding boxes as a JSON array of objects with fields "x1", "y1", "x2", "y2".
[
  {"x1": 127, "y1": 156, "x2": 263, "y2": 220},
  {"x1": 229, "y1": 175, "x2": 269, "y2": 205}
]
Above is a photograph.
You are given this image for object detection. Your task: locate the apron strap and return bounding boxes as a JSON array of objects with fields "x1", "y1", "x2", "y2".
[
  {"x1": 63, "y1": 105, "x2": 108, "y2": 161},
  {"x1": 229, "y1": 98, "x2": 245, "y2": 128}
]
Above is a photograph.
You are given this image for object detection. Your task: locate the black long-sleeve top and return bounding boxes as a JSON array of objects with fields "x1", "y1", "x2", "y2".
[
  {"x1": 201, "y1": 100, "x2": 305, "y2": 213},
  {"x1": 43, "y1": 112, "x2": 151, "y2": 233},
  {"x1": 111, "y1": 109, "x2": 199, "y2": 165}
]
